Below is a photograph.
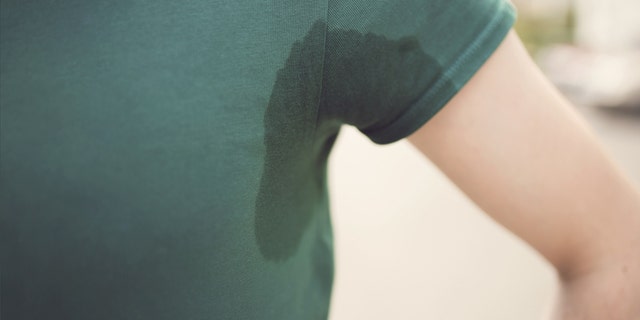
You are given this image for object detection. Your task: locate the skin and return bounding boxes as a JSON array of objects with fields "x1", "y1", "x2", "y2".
[{"x1": 407, "y1": 30, "x2": 640, "y2": 319}]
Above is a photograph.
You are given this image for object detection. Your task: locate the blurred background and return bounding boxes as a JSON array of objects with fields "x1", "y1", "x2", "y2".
[{"x1": 328, "y1": 1, "x2": 640, "y2": 319}]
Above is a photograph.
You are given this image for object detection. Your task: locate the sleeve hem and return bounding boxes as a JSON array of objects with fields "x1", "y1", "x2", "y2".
[{"x1": 362, "y1": 2, "x2": 517, "y2": 145}]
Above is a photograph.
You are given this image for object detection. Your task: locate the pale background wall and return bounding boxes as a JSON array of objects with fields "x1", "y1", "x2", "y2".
[
  {"x1": 572, "y1": 0, "x2": 640, "y2": 51},
  {"x1": 326, "y1": 127, "x2": 558, "y2": 320},
  {"x1": 513, "y1": 0, "x2": 640, "y2": 51}
]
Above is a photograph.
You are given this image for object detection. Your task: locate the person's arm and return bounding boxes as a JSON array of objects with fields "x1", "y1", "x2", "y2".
[{"x1": 407, "y1": 30, "x2": 640, "y2": 320}]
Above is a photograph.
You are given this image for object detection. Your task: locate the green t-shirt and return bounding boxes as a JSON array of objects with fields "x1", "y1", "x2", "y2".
[{"x1": 1, "y1": 0, "x2": 515, "y2": 319}]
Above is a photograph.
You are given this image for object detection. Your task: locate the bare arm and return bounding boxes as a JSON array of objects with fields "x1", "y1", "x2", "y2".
[{"x1": 407, "y1": 31, "x2": 640, "y2": 319}]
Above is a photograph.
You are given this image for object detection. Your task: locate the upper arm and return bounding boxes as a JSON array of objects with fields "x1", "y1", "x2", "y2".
[{"x1": 407, "y1": 30, "x2": 640, "y2": 279}]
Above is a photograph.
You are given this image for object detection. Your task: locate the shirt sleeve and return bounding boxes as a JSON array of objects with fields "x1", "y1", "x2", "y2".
[{"x1": 319, "y1": 0, "x2": 517, "y2": 144}]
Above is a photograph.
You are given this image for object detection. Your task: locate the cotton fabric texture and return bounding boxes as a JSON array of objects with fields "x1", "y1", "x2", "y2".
[{"x1": 1, "y1": 0, "x2": 515, "y2": 319}]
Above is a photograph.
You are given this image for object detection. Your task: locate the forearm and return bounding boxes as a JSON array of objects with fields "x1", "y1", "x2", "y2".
[
  {"x1": 552, "y1": 176, "x2": 640, "y2": 320},
  {"x1": 553, "y1": 255, "x2": 640, "y2": 320}
]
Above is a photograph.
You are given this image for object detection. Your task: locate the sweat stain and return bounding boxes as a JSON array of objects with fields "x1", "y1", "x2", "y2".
[{"x1": 255, "y1": 20, "x2": 453, "y2": 261}]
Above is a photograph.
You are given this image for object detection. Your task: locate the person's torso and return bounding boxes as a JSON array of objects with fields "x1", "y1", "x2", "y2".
[
  {"x1": 1, "y1": 0, "x2": 517, "y2": 318},
  {"x1": 1, "y1": 1, "x2": 335, "y2": 319}
]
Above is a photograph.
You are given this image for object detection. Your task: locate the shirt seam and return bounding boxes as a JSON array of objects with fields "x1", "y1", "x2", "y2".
[
  {"x1": 310, "y1": 1, "x2": 331, "y2": 141},
  {"x1": 363, "y1": 1, "x2": 517, "y2": 143}
]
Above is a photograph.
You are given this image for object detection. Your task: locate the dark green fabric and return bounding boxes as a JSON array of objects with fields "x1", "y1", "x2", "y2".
[{"x1": 0, "y1": 0, "x2": 515, "y2": 319}]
